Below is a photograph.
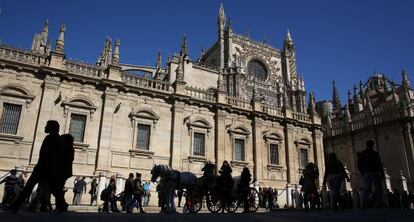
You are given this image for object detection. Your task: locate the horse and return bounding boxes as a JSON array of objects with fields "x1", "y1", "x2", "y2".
[{"x1": 150, "y1": 164, "x2": 197, "y2": 213}]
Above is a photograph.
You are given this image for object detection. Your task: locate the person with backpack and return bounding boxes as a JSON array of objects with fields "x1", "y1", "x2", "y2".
[
  {"x1": 102, "y1": 178, "x2": 118, "y2": 213},
  {"x1": 357, "y1": 140, "x2": 385, "y2": 209},
  {"x1": 323, "y1": 153, "x2": 350, "y2": 211}
]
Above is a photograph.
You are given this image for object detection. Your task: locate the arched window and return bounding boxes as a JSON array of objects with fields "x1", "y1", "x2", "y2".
[{"x1": 247, "y1": 60, "x2": 267, "y2": 81}]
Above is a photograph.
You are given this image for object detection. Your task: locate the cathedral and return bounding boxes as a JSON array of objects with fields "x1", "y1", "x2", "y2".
[
  {"x1": 0, "y1": 4, "x2": 324, "y2": 205},
  {"x1": 318, "y1": 72, "x2": 414, "y2": 192}
]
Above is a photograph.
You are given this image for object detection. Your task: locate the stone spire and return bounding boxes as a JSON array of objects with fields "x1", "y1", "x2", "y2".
[
  {"x1": 217, "y1": 70, "x2": 224, "y2": 92},
  {"x1": 347, "y1": 89, "x2": 352, "y2": 104},
  {"x1": 402, "y1": 69, "x2": 410, "y2": 88},
  {"x1": 175, "y1": 56, "x2": 184, "y2": 81},
  {"x1": 156, "y1": 51, "x2": 162, "y2": 68},
  {"x1": 42, "y1": 19, "x2": 49, "y2": 34},
  {"x1": 55, "y1": 24, "x2": 66, "y2": 53},
  {"x1": 308, "y1": 91, "x2": 316, "y2": 115},
  {"x1": 180, "y1": 34, "x2": 188, "y2": 57},
  {"x1": 285, "y1": 30, "x2": 293, "y2": 45},
  {"x1": 218, "y1": 3, "x2": 226, "y2": 30},
  {"x1": 353, "y1": 84, "x2": 360, "y2": 102},
  {"x1": 112, "y1": 38, "x2": 120, "y2": 65},
  {"x1": 332, "y1": 80, "x2": 341, "y2": 109},
  {"x1": 359, "y1": 80, "x2": 365, "y2": 99}
]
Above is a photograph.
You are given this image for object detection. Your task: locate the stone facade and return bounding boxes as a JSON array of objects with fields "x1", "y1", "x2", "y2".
[
  {"x1": 0, "y1": 5, "x2": 324, "y2": 206},
  {"x1": 318, "y1": 73, "x2": 414, "y2": 192}
]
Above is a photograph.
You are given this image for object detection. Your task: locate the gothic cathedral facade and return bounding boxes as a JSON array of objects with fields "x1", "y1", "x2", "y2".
[{"x1": 0, "y1": 5, "x2": 325, "y2": 201}]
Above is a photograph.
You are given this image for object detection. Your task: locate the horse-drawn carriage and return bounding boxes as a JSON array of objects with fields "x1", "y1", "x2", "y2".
[{"x1": 150, "y1": 163, "x2": 260, "y2": 213}]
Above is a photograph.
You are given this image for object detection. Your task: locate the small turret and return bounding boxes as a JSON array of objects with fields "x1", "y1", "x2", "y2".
[
  {"x1": 332, "y1": 80, "x2": 341, "y2": 109},
  {"x1": 55, "y1": 24, "x2": 66, "y2": 53},
  {"x1": 175, "y1": 56, "x2": 184, "y2": 82},
  {"x1": 112, "y1": 38, "x2": 120, "y2": 65},
  {"x1": 308, "y1": 91, "x2": 316, "y2": 115},
  {"x1": 347, "y1": 89, "x2": 352, "y2": 105}
]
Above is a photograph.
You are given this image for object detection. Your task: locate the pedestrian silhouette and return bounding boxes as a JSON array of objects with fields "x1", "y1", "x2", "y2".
[
  {"x1": 357, "y1": 140, "x2": 385, "y2": 209},
  {"x1": 9, "y1": 120, "x2": 61, "y2": 212},
  {"x1": 323, "y1": 153, "x2": 350, "y2": 211}
]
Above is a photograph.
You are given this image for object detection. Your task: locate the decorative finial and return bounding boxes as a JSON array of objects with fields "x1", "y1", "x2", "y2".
[
  {"x1": 180, "y1": 34, "x2": 188, "y2": 57},
  {"x1": 55, "y1": 24, "x2": 66, "y2": 53},
  {"x1": 156, "y1": 50, "x2": 162, "y2": 68},
  {"x1": 332, "y1": 80, "x2": 341, "y2": 109},
  {"x1": 42, "y1": 19, "x2": 49, "y2": 34},
  {"x1": 402, "y1": 68, "x2": 410, "y2": 88},
  {"x1": 112, "y1": 38, "x2": 120, "y2": 65},
  {"x1": 347, "y1": 89, "x2": 352, "y2": 104},
  {"x1": 308, "y1": 91, "x2": 316, "y2": 115},
  {"x1": 218, "y1": 3, "x2": 226, "y2": 29},
  {"x1": 359, "y1": 80, "x2": 365, "y2": 98},
  {"x1": 176, "y1": 56, "x2": 184, "y2": 81}
]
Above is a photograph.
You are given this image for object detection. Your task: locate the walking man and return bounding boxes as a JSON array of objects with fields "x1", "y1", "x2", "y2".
[
  {"x1": 357, "y1": 140, "x2": 385, "y2": 209},
  {"x1": 73, "y1": 177, "x2": 87, "y2": 205},
  {"x1": 9, "y1": 120, "x2": 61, "y2": 212}
]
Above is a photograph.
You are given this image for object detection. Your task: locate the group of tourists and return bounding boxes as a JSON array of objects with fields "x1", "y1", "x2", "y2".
[{"x1": 1, "y1": 121, "x2": 414, "y2": 213}]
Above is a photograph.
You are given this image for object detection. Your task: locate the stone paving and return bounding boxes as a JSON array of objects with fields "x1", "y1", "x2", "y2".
[{"x1": 1, "y1": 208, "x2": 413, "y2": 222}]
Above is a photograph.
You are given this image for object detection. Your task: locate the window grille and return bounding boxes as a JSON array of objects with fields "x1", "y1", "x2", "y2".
[
  {"x1": 235, "y1": 138, "x2": 245, "y2": 161},
  {"x1": 193, "y1": 132, "x2": 205, "y2": 156},
  {"x1": 300, "y1": 148, "x2": 309, "y2": 169},
  {"x1": 248, "y1": 60, "x2": 267, "y2": 81},
  {"x1": 69, "y1": 114, "x2": 87, "y2": 143},
  {"x1": 137, "y1": 124, "x2": 151, "y2": 150},
  {"x1": 0, "y1": 103, "x2": 22, "y2": 135},
  {"x1": 270, "y1": 144, "x2": 279, "y2": 165}
]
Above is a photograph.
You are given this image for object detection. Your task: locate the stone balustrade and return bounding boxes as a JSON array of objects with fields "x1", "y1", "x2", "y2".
[
  {"x1": 65, "y1": 60, "x2": 101, "y2": 78},
  {"x1": 226, "y1": 96, "x2": 252, "y2": 110},
  {"x1": 0, "y1": 44, "x2": 46, "y2": 65},
  {"x1": 261, "y1": 104, "x2": 283, "y2": 117},
  {"x1": 121, "y1": 73, "x2": 173, "y2": 93},
  {"x1": 292, "y1": 111, "x2": 311, "y2": 123},
  {"x1": 185, "y1": 86, "x2": 216, "y2": 102}
]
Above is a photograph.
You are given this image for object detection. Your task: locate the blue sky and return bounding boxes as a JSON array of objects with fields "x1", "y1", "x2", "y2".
[{"x1": 0, "y1": 0, "x2": 413, "y2": 103}]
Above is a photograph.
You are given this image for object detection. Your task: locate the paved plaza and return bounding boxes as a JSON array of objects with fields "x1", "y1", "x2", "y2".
[{"x1": 1, "y1": 209, "x2": 413, "y2": 222}]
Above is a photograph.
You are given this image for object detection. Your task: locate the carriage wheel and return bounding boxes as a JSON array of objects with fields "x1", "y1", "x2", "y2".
[
  {"x1": 206, "y1": 191, "x2": 222, "y2": 213},
  {"x1": 193, "y1": 194, "x2": 203, "y2": 213},
  {"x1": 225, "y1": 198, "x2": 238, "y2": 213},
  {"x1": 248, "y1": 188, "x2": 260, "y2": 212}
]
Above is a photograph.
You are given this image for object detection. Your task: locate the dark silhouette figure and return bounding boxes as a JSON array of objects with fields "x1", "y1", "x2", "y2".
[
  {"x1": 133, "y1": 173, "x2": 145, "y2": 213},
  {"x1": 357, "y1": 140, "x2": 385, "y2": 209},
  {"x1": 9, "y1": 120, "x2": 61, "y2": 212},
  {"x1": 73, "y1": 177, "x2": 87, "y2": 205},
  {"x1": 218, "y1": 160, "x2": 234, "y2": 211},
  {"x1": 323, "y1": 153, "x2": 350, "y2": 211},
  {"x1": 124, "y1": 173, "x2": 135, "y2": 213},
  {"x1": 302, "y1": 162, "x2": 321, "y2": 211},
  {"x1": 1, "y1": 169, "x2": 19, "y2": 207},
  {"x1": 176, "y1": 190, "x2": 183, "y2": 207},
  {"x1": 89, "y1": 178, "x2": 98, "y2": 206},
  {"x1": 238, "y1": 167, "x2": 252, "y2": 213},
  {"x1": 53, "y1": 133, "x2": 74, "y2": 211},
  {"x1": 102, "y1": 178, "x2": 118, "y2": 213}
]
